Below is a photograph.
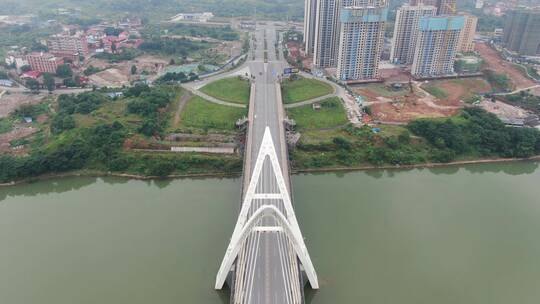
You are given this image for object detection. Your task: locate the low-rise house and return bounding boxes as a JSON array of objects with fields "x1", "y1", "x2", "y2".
[
  {"x1": 0, "y1": 79, "x2": 14, "y2": 87},
  {"x1": 20, "y1": 71, "x2": 42, "y2": 79}
]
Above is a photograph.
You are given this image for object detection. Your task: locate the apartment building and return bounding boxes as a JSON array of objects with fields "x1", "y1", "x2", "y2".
[
  {"x1": 336, "y1": 2, "x2": 388, "y2": 81},
  {"x1": 436, "y1": 0, "x2": 457, "y2": 15},
  {"x1": 313, "y1": 0, "x2": 341, "y2": 68},
  {"x1": 457, "y1": 13, "x2": 478, "y2": 53},
  {"x1": 26, "y1": 53, "x2": 64, "y2": 74},
  {"x1": 304, "y1": 0, "x2": 318, "y2": 55},
  {"x1": 390, "y1": 4, "x2": 437, "y2": 65},
  {"x1": 409, "y1": 0, "x2": 437, "y2": 6},
  {"x1": 411, "y1": 15, "x2": 464, "y2": 77},
  {"x1": 503, "y1": 8, "x2": 540, "y2": 56},
  {"x1": 47, "y1": 34, "x2": 89, "y2": 58},
  {"x1": 408, "y1": 0, "x2": 456, "y2": 15}
]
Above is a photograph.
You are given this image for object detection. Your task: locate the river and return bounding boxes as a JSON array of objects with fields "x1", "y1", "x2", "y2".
[{"x1": 1, "y1": 161, "x2": 540, "y2": 303}]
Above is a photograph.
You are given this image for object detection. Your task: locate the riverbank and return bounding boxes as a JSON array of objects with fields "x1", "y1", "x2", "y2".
[
  {"x1": 0, "y1": 169, "x2": 242, "y2": 187},
  {"x1": 3, "y1": 155, "x2": 540, "y2": 187},
  {"x1": 292, "y1": 155, "x2": 540, "y2": 174}
]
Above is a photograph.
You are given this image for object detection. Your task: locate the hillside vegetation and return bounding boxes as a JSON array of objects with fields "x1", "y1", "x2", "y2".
[{"x1": 1, "y1": 0, "x2": 304, "y2": 21}]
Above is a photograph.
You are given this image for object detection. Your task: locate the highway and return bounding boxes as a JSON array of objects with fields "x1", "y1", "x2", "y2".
[{"x1": 231, "y1": 24, "x2": 303, "y2": 304}]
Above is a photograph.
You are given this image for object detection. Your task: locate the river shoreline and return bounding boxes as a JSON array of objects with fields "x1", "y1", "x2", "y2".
[
  {"x1": 291, "y1": 155, "x2": 540, "y2": 174},
  {"x1": 2, "y1": 155, "x2": 540, "y2": 187}
]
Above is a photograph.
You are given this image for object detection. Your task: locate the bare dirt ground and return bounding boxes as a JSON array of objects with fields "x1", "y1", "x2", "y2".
[
  {"x1": 422, "y1": 77, "x2": 492, "y2": 105},
  {"x1": 357, "y1": 75, "x2": 494, "y2": 123},
  {"x1": 370, "y1": 96, "x2": 460, "y2": 123},
  {"x1": 0, "y1": 125, "x2": 39, "y2": 154},
  {"x1": 359, "y1": 81, "x2": 464, "y2": 123},
  {"x1": 476, "y1": 42, "x2": 537, "y2": 90},
  {"x1": 89, "y1": 68, "x2": 130, "y2": 87},
  {"x1": 480, "y1": 99, "x2": 529, "y2": 120},
  {"x1": 85, "y1": 55, "x2": 168, "y2": 87},
  {"x1": 0, "y1": 93, "x2": 44, "y2": 118},
  {"x1": 85, "y1": 58, "x2": 111, "y2": 70},
  {"x1": 379, "y1": 67, "x2": 410, "y2": 83}
]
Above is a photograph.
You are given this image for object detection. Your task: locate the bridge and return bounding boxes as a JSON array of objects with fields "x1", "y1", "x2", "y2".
[{"x1": 214, "y1": 25, "x2": 319, "y2": 303}]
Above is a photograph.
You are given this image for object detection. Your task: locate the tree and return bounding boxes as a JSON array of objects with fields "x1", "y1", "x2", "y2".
[
  {"x1": 63, "y1": 77, "x2": 78, "y2": 87},
  {"x1": 147, "y1": 159, "x2": 174, "y2": 177},
  {"x1": 56, "y1": 64, "x2": 73, "y2": 78},
  {"x1": 25, "y1": 78, "x2": 40, "y2": 91},
  {"x1": 43, "y1": 73, "x2": 55, "y2": 92},
  {"x1": 333, "y1": 137, "x2": 352, "y2": 150},
  {"x1": 398, "y1": 131, "x2": 411, "y2": 144},
  {"x1": 20, "y1": 65, "x2": 32, "y2": 73},
  {"x1": 169, "y1": 58, "x2": 176, "y2": 65},
  {"x1": 104, "y1": 27, "x2": 122, "y2": 36},
  {"x1": 51, "y1": 113, "x2": 76, "y2": 134},
  {"x1": 131, "y1": 65, "x2": 137, "y2": 75}
]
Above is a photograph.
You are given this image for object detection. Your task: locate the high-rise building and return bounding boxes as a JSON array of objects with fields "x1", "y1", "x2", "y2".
[
  {"x1": 47, "y1": 34, "x2": 89, "y2": 58},
  {"x1": 475, "y1": 0, "x2": 484, "y2": 9},
  {"x1": 503, "y1": 8, "x2": 540, "y2": 56},
  {"x1": 313, "y1": 0, "x2": 341, "y2": 68},
  {"x1": 457, "y1": 13, "x2": 478, "y2": 53},
  {"x1": 409, "y1": 0, "x2": 437, "y2": 6},
  {"x1": 26, "y1": 53, "x2": 64, "y2": 74},
  {"x1": 336, "y1": 1, "x2": 388, "y2": 81},
  {"x1": 304, "y1": 0, "x2": 318, "y2": 55},
  {"x1": 390, "y1": 4, "x2": 437, "y2": 65},
  {"x1": 436, "y1": 0, "x2": 457, "y2": 15},
  {"x1": 411, "y1": 15, "x2": 464, "y2": 77},
  {"x1": 409, "y1": 0, "x2": 456, "y2": 15}
]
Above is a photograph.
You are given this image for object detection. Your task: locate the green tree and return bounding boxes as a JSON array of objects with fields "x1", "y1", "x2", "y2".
[
  {"x1": 56, "y1": 64, "x2": 73, "y2": 78},
  {"x1": 147, "y1": 159, "x2": 174, "y2": 177},
  {"x1": 333, "y1": 136, "x2": 352, "y2": 150},
  {"x1": 25, "y1": 78, "x2": 40, "y2": 91},
  {"x1": 20, "y1": 65, "x2": 32, "y2": 73},
  {"x1": 131, "y1": 65, "x2": 137, "y2": 75},
  {"x1": 51, "y1": 114, "x2": 76, "y2": 134},
  {"x1": 398, "y1": 131, "x2": 411, "y2": 144},
  {"x1": 43, "y1": 73, "x2": 55, "y2": 92}
]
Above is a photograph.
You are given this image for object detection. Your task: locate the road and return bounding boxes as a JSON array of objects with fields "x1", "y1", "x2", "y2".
[{"x1": 231, "y1": 24, "x2": 303, "y2": 304}]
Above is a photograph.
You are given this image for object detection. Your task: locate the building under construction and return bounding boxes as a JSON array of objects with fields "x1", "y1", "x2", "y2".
[
  {"x1": 503, "y1": 7, "x2": 540, "y2": 56},
  {"x1": 408, "y1": 0, "x2": 456, "y2": 15},
  {"x1": 336, "y1": 1, "x2": 388, "y2": 82},
  {"x1": 411, "y1": 15, "x2": 465, "y2": 78},
  {"x1": 391, "y1": 4, "x2": 437, "y2": 65}
]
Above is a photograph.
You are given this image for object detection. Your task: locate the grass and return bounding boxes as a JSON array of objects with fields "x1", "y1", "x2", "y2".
[
  {"x1": 70, "y1": 99, "x2": 143, "y2": 129},
  {"x1": 281, "y1": 77, "x2": 334, "y2": 104},
  {"x1": 287, "y1": 97, "x2": 348, "y2": 130},
  {"x1": 200, "y1": 76, "x2": 251, "y2": 104},
  {"x1": 299, "y1": 128, "x2": 354, "y2": 145},
  {"x1": 423, "y1": 85, "x2": 449, "y2": 99},
  {"x1": 0, "y1": 118, "x2": 13, "y2": 134},
  {"x1": 358, "y1": 83, "x2": 408, "y2": 97},
  {"x1": 179, "y1": 96, "x2": 247, "y2": 131}
]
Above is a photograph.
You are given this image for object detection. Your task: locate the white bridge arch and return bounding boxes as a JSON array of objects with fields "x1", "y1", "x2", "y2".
[{"x1": 215, "y1": 127, "x2": 319, "y2": 290}]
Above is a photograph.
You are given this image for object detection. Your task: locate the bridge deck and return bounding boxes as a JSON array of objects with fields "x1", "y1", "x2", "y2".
[{"x1": 232, "y1": 26, "x2": 303, "y2": 304}]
